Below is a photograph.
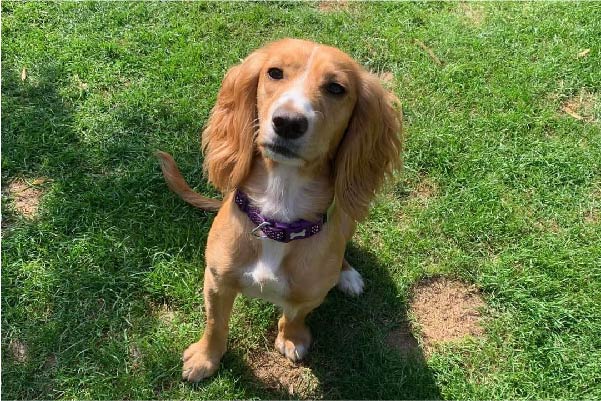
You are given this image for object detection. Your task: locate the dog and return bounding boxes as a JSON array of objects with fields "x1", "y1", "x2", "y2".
[{"x1": 156, "y1": 38, "x2": 402, "y2": 382}]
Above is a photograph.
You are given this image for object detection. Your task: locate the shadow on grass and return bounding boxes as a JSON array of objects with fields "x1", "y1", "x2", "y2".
[
  {"x1": 1, "y1": 62, "x2": 82, "y2": 177},
  {"x1": 2, "y1": 62, "x2": 439, "y2": 399},
  {"x1": 228, "y1": 243, "x2": 441, "y2": 400},
  {"x1": 2, "y1": 60, "x2": 207, "y2": 398},
  {"x1": 308, "y1": 244, "x2": 440, "y2": 399}
]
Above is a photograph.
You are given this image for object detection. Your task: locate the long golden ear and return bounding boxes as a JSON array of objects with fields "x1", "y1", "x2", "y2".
[
  {"x1": 334, "y1": 71, "x2": 403, "y2": 221},
  {"x1": 202, "y1": 51, "x2": 266, "y2": 192}
]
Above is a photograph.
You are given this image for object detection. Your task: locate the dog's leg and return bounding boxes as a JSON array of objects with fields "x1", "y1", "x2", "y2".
[
  {"x1": 275, "y1": 300, "x2": 321, "y2": 362},
  {"x1": 336, "y1": 258, "x2": 364, "y2": 296},
  {"x1": 182, "y1": 269, "x2": 236, "y2": 382}
]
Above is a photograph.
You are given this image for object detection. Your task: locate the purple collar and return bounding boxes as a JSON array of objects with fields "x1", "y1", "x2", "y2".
[{"x1": 234, "y1": 190, "x2": 327, "y2": 243}]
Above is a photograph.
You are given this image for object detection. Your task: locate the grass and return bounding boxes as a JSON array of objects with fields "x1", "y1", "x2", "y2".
[{"x1": 2, "y1": 1, "x2": 600, "y2": 399}]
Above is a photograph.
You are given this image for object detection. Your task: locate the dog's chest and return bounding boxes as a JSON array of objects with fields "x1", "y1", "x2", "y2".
[
  {"x1": 254, "y1": 166, "x2": 308, "y2": 222},
  {"x1": 240, "y1": 240, "x2": 289, "y2": 306}
]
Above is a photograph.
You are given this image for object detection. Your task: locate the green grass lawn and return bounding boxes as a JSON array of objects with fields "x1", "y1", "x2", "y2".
[{"x1": 2, "y1": 2, "x2": 601, "y2": 399}]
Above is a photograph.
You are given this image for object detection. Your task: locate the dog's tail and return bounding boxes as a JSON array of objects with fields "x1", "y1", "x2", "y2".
[{"x1": 155, "y1": 150, "x2": 222, "y2": 212}]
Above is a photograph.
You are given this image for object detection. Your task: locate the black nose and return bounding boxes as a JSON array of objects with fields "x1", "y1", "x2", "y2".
[{"x1": 272, "y1": 111, "x2": 308, "y2": 139}]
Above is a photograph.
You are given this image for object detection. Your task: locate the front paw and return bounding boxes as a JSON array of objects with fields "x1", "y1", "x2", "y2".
[
  {"x1": 275, "y1": 330, "x2": 311, "y2": 362},
  {"x1": 337, "y1": 265, "x2": 364, "y2": 297},
  {"x1": 182, "y1": 342, "x2": 221, "y2": 382}
]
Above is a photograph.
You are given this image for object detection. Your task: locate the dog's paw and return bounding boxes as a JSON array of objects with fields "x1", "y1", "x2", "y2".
[
  {"x1": 275, "y1": 334, "x2": 309, "y2": 362},
  {"x1": 181, "y1": 342, "x2": 221, "y2": 382},
  {"x1": 337, "y1": 265, "x2": 364, "y2": 296}
]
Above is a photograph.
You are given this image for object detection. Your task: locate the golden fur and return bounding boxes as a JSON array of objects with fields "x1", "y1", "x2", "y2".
[{"x1": 157, "y1": 38, "x2": 402, "y2": 382}]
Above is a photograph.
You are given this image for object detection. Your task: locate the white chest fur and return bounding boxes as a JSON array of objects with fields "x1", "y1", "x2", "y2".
[
  {"x1": 241, "y1": 240, "x2": 289, "y2": 306},
  {"x1": 254, "y1": 165, "x2": 309, "y2": 223}
]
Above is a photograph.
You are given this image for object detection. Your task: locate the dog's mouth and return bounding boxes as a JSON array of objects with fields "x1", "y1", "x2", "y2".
[{"x1": 261, "y1": 142, "x2": 300, "y2": 159}]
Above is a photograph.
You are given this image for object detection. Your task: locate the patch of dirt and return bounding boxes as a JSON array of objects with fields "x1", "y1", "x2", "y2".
[
  {"x1": 385, "y1": 321, "x2": 420, "y2": 355},
  {"x1": 9, "y1": 339, "x2": 28, "y2": 363},
  {"x1": 400, "y1": 177, "x2": 438, "y2": 205},
  {"x1": 534, "y1": 219, "x2": 561, "y2": 233},
  {"x1": 410, "y1": 277, "x2": 485, "y2": 353},
  {"x1": 457, "y1": 2, "x2": 485, "y2": 26},
  {"x1": 548, "y1": 220, "x2": 560, "y2": 233},
  {"x1": 153, "y1": 303, "x2": 176, "y2": 324},
  {"x1": 560, "y1": 89, "x2": 599, "y2": 122},
  {"x1": 3, "y1": 178, "x2": 48, "y2": 219},
  {"x1": 414, "y1": 178, "x2": 438, "y2": 200},
  {"x1": 317, "y1": 0, "x2": 349, "y2": 12},
  {"x1": 397, "y1": 177, "x2": 439, "y2": 204},
  {"x1": 247, "y1": 349, "x2": 320, "y2": 397},
  {"x1": 584, "y1": 209, "x2": 599, "y2": 224}
]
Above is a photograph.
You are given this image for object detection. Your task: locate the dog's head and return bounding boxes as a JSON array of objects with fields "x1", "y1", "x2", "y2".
[{"x1": 202, "y1": 38, "x2": 402, "y2": 221}]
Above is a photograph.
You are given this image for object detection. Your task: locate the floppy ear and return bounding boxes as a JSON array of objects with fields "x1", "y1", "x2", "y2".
[
  {"x1": 334, "y1": 71, "x2": 403, "y2": 221},
  {"x1": 202, "y1": 51, "x2": 266, "y2": 192}
]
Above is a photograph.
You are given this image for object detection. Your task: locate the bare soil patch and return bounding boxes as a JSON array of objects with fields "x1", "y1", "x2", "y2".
[
  {"x1": 560, "y1": 89, "x2": 599, "y2": 122},
  {"x1": 413, "y1": 178, "x2": 438, "y2": 200},
  {"x1": 534, "y1": 219, "x2": 561, "y2": 233},
  {"x1": 584, "y1": 210, "x2": 599, "y2": 224},
  {"x1": 317, "y1": 0, "x2": 349, "y2": 12},
  {"x1": 9, "y1": 339, "x2": 29, "y2": 363},
  {"x1": 398, "y1": 177, "x2": 439, "y2": 204},
  {"x1": 247, "y1": 349, "x2": 319, "y2": 397},
  {"x1": 385, "y1": 321, "x2": 420, "y2": 355},
  {"x1": 3, "y1": 178, "x2": 48, "y2": 219},
  {"x1": 410, "y1": 277, "x2": 484, "y2": 352},
  {"x1": 153, "y1": 303, "x2": 176, "y2": 325},
  {"x1": 457, "y1": 2, "x2": 485, "y2": 26}
]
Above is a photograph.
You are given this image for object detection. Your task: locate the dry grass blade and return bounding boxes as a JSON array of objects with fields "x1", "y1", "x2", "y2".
[
  {"x1": 562, "y1": 105, "x2": 584, "y2": 120},
  {"x1": 414, "y1": 39, "x2": 443, "y2": 67},
  {"x1": 577, "y1": 48, "x2": 590, "y2": 58}
]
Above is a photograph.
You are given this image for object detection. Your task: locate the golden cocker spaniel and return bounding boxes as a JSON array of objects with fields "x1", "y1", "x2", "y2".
[{"x1": 157, "y1": 38, "x2": 402, "y2": 382}]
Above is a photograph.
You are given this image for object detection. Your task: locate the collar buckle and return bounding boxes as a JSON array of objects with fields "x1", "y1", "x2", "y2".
[{"x1": 251, "y1": 221, "x2": 271, "y2": 239}]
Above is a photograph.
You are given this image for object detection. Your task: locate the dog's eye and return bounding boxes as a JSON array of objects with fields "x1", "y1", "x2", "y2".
[
  {"x1": 267, "y1": 67, "x2": 284, "y2": 80},
  {"x1": 325, "y1": 82, "x2": 345, "y2": 95}
]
